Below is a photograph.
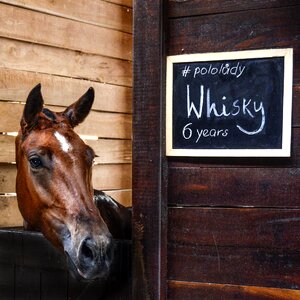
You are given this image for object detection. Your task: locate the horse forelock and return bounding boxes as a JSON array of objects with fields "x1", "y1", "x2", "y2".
[{"x1": 21, "y1": 108, "x2": 71, "y2": 139}]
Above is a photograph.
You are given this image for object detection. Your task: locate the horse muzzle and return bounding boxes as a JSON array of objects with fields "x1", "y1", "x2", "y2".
[{"x1": 65, "y1": 234, "x2": 115, "y2": 281}]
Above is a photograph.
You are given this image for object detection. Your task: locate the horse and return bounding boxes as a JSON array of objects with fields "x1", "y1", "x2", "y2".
[{"x1": 15, "y1": 84, "x2": 131, "y2": 281}]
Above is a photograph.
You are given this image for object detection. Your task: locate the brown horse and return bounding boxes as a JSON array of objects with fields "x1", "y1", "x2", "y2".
[{"x1": 15, "y1": 84, "x2": 131, "y2": 281}]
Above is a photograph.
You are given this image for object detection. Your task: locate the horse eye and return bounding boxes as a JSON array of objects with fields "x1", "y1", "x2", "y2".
[{"x1": 29, "y1": 157, "x2": 43, "y2": 169}]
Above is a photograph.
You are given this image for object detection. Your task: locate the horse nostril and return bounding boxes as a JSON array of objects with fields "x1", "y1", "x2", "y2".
[{"x1": 80, "y1": 238, "x2": 95, "y2": 264}]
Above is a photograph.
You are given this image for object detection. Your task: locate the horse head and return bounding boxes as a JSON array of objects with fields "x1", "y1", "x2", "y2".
[{"x1": 15, "y1": 84, "x2": 114, "y2": 280}]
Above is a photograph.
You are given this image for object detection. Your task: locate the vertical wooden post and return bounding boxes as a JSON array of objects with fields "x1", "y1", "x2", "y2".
[{"x1": 133, "y1": 0, "x2": 167, "y2": 299}]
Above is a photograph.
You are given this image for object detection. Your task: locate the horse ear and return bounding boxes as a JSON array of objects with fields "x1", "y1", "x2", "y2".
[
  {"x1": 22, "y1": 83, "x2": 44, "y2": 127},
  {"x1": 63, "y1": 87, "x2": 94, "y2": 127}
]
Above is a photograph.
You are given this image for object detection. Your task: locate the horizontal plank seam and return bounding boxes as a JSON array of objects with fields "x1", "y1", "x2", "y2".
[
  {"x1": 168, "y1": 205, "x2": 300, "y2": 210},
  {"x1": 0, "y1": 34, "x2": 132, "y2": 62},
  {"x1": 168, "y1": 3, "x2": 300, "y2": 20},
  {"x1": 167, "y1": 279, "x2": 300, "y2": 292},
  {"x1": 0, "y1": 63, "x2": 132, "y2": 88},
  {"x1": 0, "y1": 99, "x2": 133, "y2": 116},
  {"x1": 0, "y1": 1, "x2": 132, "y2": 34},
  {"x1": 168, "y1": 163, "x2": 300, "y2": 169},
  {"x1": 167, "y1": 243, "x2": 300, "y2": 253}
]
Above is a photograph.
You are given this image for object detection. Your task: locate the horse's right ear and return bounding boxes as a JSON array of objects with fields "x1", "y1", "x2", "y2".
[
  {"x1": 22, "y1": 83, "x2": 44, "y2": 128},
  {"x1": 63, "y1": 87, "x2": 94, "y2": 127}
]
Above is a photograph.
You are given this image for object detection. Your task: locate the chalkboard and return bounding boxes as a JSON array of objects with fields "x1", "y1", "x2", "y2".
[{"x1": 166, "y1": 49, "x2": 293, "y2": 157}]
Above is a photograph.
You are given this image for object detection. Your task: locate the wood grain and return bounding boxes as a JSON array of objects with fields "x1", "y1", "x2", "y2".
[
  {"x1": 167, "y1": 6, "x2": 300, "y2": 83},
  {"x1": 168, "y1": 280, "x2": 300, "y2": 300},
  {"x1": 0, "y1": 37, "x2": 132, "y2": 87},
  {"x1": 0, "y1": 163, "x2": 132, "y2": 193},
  {"x1": 0, "y1": 68, "x2": 132, "y2": 113},
  {"x1": 0, "y1": 3, "x2": 132, "y2": 60},
  {"x1": 133, "y1": 0, "x2": 168, "y2": 299},
  {"x1": 0, "y1": 164, "x2": 16, "y2": 192},
  {"x1": 92, "y1": 164, "x2": 132, "y2": 191},
  {"x1": 0, "y1": 102, "x2": 132, "y2": 139},
  {"x1": 104, "y1": 189, "x2": 132, "y2": 207},
  {"x1": 1, "y1": 0, "x2": 132, "y2": 33},
  {"x1": 168, "y1": 166, "x2": 300, "y2": 207},
  {"x1": 168, "y1": 0, "x2": 299, "y2": 18},
  {"x1": 87, "y1": 139, "x2": 132, "y2": 164},
  {"x1": 0, "y1": 135, "x2": 15, "y2": 163},
  {"x1": 0, "y1": 195, "x2": 23, "y2": 227},
  {"x1": 168, "y1": 243, "x2": 300, "y2": 288},
  {"x1": 168, "y1": 207, "x2": 300, "y2": 250}
]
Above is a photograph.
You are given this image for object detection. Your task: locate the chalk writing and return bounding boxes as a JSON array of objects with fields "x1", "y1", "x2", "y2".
[{"x1": 186, "y1": 84, "x2": 265, "y2": 136}]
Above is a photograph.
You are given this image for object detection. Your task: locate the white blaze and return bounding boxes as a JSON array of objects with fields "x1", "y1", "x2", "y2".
[{"x1": 54, "y1": 132, "x2": 72, "y2": 153}]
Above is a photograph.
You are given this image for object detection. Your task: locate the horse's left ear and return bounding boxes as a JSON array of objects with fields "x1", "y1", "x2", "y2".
[
  {"x1": 22, "y1": 83, "x2": 44, "y2": 131},
  {"x1": 63, "y1": 87, "x2": 94, "y2": 127}
]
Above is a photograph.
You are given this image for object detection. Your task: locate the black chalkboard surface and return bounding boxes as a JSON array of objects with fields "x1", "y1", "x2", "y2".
[{"x1": 166, "y1": 49, "x2": 293, "y2": 157}]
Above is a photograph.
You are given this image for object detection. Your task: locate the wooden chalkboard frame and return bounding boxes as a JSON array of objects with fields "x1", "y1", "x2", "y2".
[{"x1": 166, "y1": 48, "x2": 293, "y2": 157}]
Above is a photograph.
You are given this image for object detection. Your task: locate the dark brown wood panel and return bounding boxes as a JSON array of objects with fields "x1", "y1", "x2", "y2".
[
  {"x1": 168, "y1": 0, "x2": 299, "y2": 18},
  {"x1": 294, "y1": 85, "x2": 300, "y2": 126},
  {"x1": 168, "y1": 244, "x2": 300, "y2": 288},
  {"x1": 167, "y1": 6, "x2": 300, "y2": 84},
  {"x1": 168, "y1": 166, "x2": 300, "y2": 207},
  {"x1": 133, "y1": 1, "x2": 167, "y2": 299},
  {"x1": 167, "y1": 208, "x2": 300, "y2": 289},
  {"x1": 168, "y1": 208, "x2": 300, "y2": 250},
  {"x1": 168, "y1": 281, "x2": 300, "y2": 300}
]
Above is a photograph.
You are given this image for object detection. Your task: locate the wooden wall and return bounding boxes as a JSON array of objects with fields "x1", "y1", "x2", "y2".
[
  {"x1": 0, "y1": 0, "x2": 132, "y2": 227},
  {"x1": 133, "y1": 1, "x2": 300, "y2": 299},
  {"x1": 167, "y1": 1, "x2": 300, "y2": 299}
]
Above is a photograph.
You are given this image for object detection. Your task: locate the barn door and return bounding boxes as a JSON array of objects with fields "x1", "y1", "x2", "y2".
[{"x1": 133, "y1": 1, "x2": 300, "y2": 299}]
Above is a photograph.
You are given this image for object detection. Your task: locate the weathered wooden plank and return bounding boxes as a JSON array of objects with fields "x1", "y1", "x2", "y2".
[
  {"x1": 0, "y1": 102, "x2": 132, "y2": 139},
  {"x1": 0, "y1": 135, "x2": 15, "y2": 163},
  {"x1": 92, "y1": 164, "x2": 132, "y2": 191},
  {"x1": 168, "y1": 280, "x2": 300, "y2": 300},
  {"x1": 0, "y1": 163, "x2": 132, "y2": 193},
  {"x1": 0, "y1": 3, "x2": 132, "y2": 60},
  {"x1": 168, "y1": 207, "x2": 300, "y2": 250},
  {"x1": 0, "y1": 68, "x2": 132, "y2": 113},
  {"x1": 0, "y1": 164, "x2": 15, "y2": 193},
  {"x1": 168, "y1": 243, "x2": 300, "y2": 289},
  {"x1": 88, "y1": 139, "x2": 132, "y2": 164},
  {"x1": 104, "y1": 189, "x2": 132, "y2": 207},
  {"x1": 76, "y1": 110, "x2": 131, "y2": 139},
  {"x1": 1, "y1": 0, "x2": 132, "y2": 33},
  {"x1": 168, "y1": 6, "x2": 300, "y2": 83},
  {"x1": 168, "y1": 167, "x2": 300, "y2": 207},
  {"x1": 168, "y1": 0, "x2": 299, "y2": 18},
  {"x1": 133, "y1": 0, "x2": 167, "y2": 299},
  {"x1": 0, "y1": 195, "x2": 23, "y2": 227},
  {"x1": 0, "y1": 135, "x2": 132, "y2": 164},
  {"x1": 293, "y1": 85, "x2": 300, "y2": 125},
  {"x1": 0, "y1": 37, "x2": 132, "y2": 87}
]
